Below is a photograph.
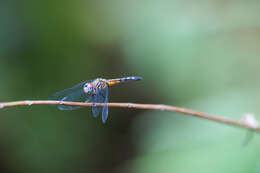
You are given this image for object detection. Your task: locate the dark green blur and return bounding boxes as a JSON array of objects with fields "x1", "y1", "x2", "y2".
[{"x1": 1, "y1": 0, "x2": 260, "y2": 172}]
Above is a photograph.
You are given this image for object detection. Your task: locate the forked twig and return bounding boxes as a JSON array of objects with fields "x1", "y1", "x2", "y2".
[{"x1": 0, "y1": 100, "x2": 259, "y2": 132}]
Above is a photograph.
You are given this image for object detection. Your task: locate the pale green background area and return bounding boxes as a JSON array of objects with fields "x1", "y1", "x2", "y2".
[{"x1": 0, "y1": 0, "x2": 260, "y2": 173}]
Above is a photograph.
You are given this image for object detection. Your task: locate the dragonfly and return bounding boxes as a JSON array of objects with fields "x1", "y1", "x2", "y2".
[{"x1": 49, "y1": 76, "x2": 142, "y2": 123}]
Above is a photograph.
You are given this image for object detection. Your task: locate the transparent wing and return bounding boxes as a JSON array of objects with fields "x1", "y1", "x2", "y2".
[
  {"x1": 49, "y1": 81, "x2": 88, "y2": 100},
  {"x1": 49, "y1": 80, "x2": 91, "y2": 110},
  {"x1": 91, "y1": 90, "x2": 104, "y2": 118},
  {"x1": 90, "y1": 86, "x2": 109, "y2": 121},
  {"x1": 101, "y1": 86, "x2": 109, "y2": 123}
]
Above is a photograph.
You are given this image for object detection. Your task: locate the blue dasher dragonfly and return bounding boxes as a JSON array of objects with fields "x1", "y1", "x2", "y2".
[{"x1": 50, "y1": 76, "x2": 142, "y2": 123}]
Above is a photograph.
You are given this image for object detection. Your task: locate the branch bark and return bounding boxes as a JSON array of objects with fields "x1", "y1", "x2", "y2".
[{"x1": 0, "y1": 100, "x2": 259, "y2": 132}]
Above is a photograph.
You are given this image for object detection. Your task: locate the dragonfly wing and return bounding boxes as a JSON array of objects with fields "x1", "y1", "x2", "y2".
[
  {"x1": 58, "y1": 89, "x2": 87, "y2": 110},
  {"x1": 91, "y1": 92, "x2": 103, "y2": 118},
  {"x1": 84, "y1": 94, "x2": 101, "y2": 118},
  {"x1": 49, "y1": 81, "x2": 90, "y2": 110},
  {"x1": 101, "y1": 86, "x2": 109, "y2": 123},
  {"x1": 89, "y1": 86, "x2": 108, "y2": 119},
  {"x1": 49, "y1": 81, "x2": 88, "y2": 100}
]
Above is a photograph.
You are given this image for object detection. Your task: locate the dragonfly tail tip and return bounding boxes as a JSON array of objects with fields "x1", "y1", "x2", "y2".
[{"x1": 135, "y1": 76, "x2": 143, "y2": 80}]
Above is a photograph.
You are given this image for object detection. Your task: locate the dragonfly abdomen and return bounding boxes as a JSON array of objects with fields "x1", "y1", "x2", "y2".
[{"x1": 107, "y1": 76, "x2": 142, "y2": 86}]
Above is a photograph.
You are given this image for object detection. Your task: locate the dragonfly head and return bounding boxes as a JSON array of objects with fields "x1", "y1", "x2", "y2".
[{"x1": 83, "y1": 82, "x2": 94, "y2": 94}]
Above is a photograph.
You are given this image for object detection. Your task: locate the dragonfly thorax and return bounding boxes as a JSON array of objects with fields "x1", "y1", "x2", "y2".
[{"x1": 83, "y1": 78, "x2": 108, "y2": 94}]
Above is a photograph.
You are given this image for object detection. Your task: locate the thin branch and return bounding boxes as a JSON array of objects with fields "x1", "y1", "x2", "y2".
[{"x1": 0, "y1": 100, "x2": 259, "y2": 132}]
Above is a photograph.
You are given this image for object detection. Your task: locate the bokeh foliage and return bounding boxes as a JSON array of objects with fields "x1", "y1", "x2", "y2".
[{"x1": 1, "y1": 0, "x2": 260, "y2": 172}]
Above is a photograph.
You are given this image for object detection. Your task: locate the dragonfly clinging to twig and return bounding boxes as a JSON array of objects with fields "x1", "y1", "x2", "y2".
[{"x1": 49, "y1": 76, "x2": 142, "y2": 123}]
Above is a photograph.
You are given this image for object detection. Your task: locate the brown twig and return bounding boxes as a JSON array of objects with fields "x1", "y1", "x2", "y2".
[{"x1": 0, "y1": 100, "x2": 259, "y2": 132}]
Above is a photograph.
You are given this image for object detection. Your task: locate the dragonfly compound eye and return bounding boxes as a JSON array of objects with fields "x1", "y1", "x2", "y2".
[{"x1": 83, "y1": 83, "x2": 93, "y2": 93}]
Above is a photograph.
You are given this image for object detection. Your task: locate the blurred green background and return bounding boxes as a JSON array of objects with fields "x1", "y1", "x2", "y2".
[{"x1": 1, "y1": 0, "x2": 260, "y2": 172}]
